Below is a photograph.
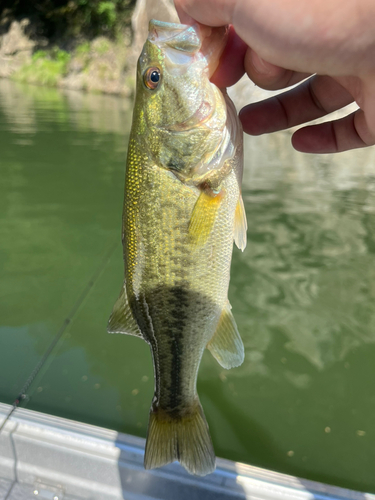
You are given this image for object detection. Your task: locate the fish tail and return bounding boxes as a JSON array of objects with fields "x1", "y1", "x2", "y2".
[{"x1": 144, "y1": 401, "x2": 216, "y2": 476}]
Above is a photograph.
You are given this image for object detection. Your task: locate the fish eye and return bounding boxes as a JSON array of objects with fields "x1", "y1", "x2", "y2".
[{"x1": 144, "y1": 67, "x2": 161, "y2": 90}]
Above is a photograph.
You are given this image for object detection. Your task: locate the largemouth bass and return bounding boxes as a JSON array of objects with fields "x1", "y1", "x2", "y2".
[{"x1": 108, "y1": 19, "x2": 247, "y2": 476}]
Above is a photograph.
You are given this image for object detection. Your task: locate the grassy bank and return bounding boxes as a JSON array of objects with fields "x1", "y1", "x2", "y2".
[
  {"x1": 14, "y1": 49, "x2": 71, "y2": 87},
  {"x1": 11, "y1": 35, "x2": 134, "y2": 95},
  {"x1": 0, "y1": 1, "x2": 136, "y2": 95}
]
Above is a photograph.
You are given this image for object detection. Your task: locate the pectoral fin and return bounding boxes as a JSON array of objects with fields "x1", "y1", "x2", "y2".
[
  {"x1": 107, "y1": 284, "x2": 143, "y2": 338},
  {"x1": 234, "y1": 195, "x2": 247, "y2": 251},
  {"x1": 189, "y1": 190, "x2": 224, "y2": 247},
  {"x1": 207, "y1": 304, "x2": 244, "y2": 369}
]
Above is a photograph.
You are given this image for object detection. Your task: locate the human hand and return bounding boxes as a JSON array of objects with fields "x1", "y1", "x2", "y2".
[{"x1": 175, "y1": 0, "x2": 375, "y2": 153}]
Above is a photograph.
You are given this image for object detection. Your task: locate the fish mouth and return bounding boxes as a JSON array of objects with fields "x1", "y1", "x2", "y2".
[
  {"x1": 166, "y1": 100, "x2": 214, "y2": 133},
  {"x1": 148, "y1": 20, "x2": 201, "y2": 54},
  {"x1": 148, "y1": 19, "x2": 228, "y2": 78}
]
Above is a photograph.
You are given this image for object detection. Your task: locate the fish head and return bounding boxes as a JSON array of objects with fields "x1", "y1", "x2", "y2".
[{"x1": 134, "y1": 20, "x2": 229, "y2": 177}]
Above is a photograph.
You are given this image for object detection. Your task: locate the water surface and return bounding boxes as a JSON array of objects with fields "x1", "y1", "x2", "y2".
[{"x1": 1, "y1": 78, "x2": 375, "y2": 492}]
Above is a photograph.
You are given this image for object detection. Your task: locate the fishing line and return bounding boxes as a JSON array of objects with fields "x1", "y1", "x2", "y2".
[{"x1": 0, "y1": 241, "x2": 119, "y2": 434}]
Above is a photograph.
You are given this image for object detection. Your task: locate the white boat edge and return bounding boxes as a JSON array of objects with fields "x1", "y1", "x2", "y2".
[{"x1": 0, "y1": 402, "x2": 373, "y2": 500}]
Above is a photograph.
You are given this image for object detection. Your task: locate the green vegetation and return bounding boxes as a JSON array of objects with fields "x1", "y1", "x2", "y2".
[
  {"x1": 1, "y1": 1, "x2": 135, "y2": 92},
  {"x1": 1, "y1": 0, "x2": 136, "y2": 40},
  {"x1": 13, "y1": 49, "x2": 71, "y2": 86},
  {"x1": 95, "y1": 38, "x2": 111, "y2": 55},
  {"x1": 75, "y1": 41, "x2": 91, "y2": 56}
]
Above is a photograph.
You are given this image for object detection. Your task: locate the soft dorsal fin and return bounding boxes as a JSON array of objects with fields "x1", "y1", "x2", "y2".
[
  {"x1": 234, "y1": 194, "x2": 247, "y2": 251},
  {"x1": 189, "y1": 190, "x2": 224, "y2": 248},
  {"x1": 107, "y1": 284, "x2": 143, "y2": 338},
  {"x1": 207, "y1": 303, "x2": 244, "y2": 369}
]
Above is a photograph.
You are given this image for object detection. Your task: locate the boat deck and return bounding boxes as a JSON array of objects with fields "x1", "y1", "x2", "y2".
[{"x1": 0, "y1": 403, "x2": 373, "y2": 500}]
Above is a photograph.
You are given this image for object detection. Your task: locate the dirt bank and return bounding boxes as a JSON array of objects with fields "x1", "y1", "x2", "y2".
[{"x1": 0, "y1": 0, "x2": 177, "y2": 96}]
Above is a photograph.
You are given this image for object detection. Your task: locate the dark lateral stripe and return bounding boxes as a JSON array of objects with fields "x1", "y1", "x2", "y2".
[
  {"x1": 130, "y1": 284, "x2": 221, "y2": 415},
  {"x1": 166, "y1": 286, "x2": 189, "y2": 411}
]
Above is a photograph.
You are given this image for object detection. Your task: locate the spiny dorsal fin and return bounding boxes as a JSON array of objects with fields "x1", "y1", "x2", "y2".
[
  {"x1": 189, "y1": 190, "x2": 224, "y2": 248},
  {"x1": 207, "y1": 303, "x2": 244, "y2": 369},
  {"x1": 234, "y1": 194, "x2": 247, "y2": 252},
  {"x1": 107, "y1": 284, "x2": 143, "y2": 338}
]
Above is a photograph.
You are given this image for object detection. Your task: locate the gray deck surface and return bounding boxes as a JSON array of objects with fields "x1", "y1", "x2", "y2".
[
  {"x1": 1, "y1": 403, "x2": 374, "y2": 500},
  {"x1": 0, "y1": 482, "x2": 82, "y2": 500},
  {"x1": 0, "y1": 478, "x2": 12, "y2": 500}
]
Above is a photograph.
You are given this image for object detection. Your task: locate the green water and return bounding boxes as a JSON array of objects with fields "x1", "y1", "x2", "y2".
[{"x1": 1, "y1": 78, "x2": 375, "y2": 492}]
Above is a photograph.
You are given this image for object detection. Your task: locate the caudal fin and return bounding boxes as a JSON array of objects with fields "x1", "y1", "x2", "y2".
[{"x1": 144, "y1": 402, "x2": 216, "y2": 476}]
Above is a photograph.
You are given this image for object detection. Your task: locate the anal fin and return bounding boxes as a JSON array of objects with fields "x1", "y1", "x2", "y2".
[
  {"x1": 207, "y1": 303, "x2": 244, "y2": 369},
  {"x1": 234, "y1": 194, "x2": 247, "y2": 251},
  {"x1": 107, "y1": 283, "x2": 143, "y2": 338},
  {"x1": 189, "y1": 190, "x2": 224, "y2": 247}
]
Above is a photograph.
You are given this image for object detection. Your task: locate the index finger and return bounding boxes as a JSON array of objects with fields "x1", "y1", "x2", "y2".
[{"x1": 239, "y1": 75, "x2": 354, "y2": 135}]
